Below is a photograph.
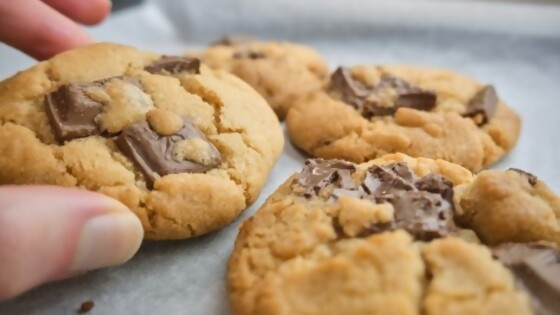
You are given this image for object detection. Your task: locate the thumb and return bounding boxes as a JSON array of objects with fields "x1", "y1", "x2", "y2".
[{"x1": 0, "y1": 186, "x2": 143, "y2": 300}]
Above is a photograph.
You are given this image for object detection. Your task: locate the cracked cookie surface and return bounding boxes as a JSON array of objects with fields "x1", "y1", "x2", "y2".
[
  {"x1": 228, "y1": 153, "x2": 560, "y2": 315},
  {"x1": 0, "y1": 43, "x2": 284, "y2": 240},
  {"x1": 199, "y1": 39, "x2": 329, "y2": 119},
  {"x1": 286, "y1": 65, "x2": 521, "y2": 172}
]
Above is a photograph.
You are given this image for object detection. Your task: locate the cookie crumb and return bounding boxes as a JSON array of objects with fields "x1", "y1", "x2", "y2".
[
  {"x1": 147, "y1": 109, "x2": 184, "y2": 136},
  {"x1": 78, "y1": 300, "x2": 94, "y2": 314}
]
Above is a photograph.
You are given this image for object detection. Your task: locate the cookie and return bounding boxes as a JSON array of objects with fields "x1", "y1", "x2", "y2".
[
  {"x1": 0, "y1": 43, "x2": 284, "y2": 240},
  {"x1": 199, "y1": 38, "x2": 329, "y2": 119},
  {"x1": 455, "y1": 168, "x2": 560, "y2": 247},
  {"x1": 286, "y1": 65, "x2": 522, "y2": 172},
  {"x1": 228, "y1": 153, "x2": 559, "y2": 315}
]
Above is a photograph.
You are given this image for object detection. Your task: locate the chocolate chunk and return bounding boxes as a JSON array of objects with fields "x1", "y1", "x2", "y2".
[
  {"x1": 493, "y1": 243, "x2": 560, "y2": 315},
  {"x1": 330, "y1": 167, "x2": 365, "y2": 200},
  {"x1": 211, "y1": 35, "x2": 255, "y2": 46},
  {"x1": 45, "y1": 83, "x2": 104, "y2": 142},
  {"x1": 362, "y1": 75, "x2": 437, "y2": 117},
  {"x1": 362, "y1": 163, "x2": 416, "y2": 195},
  {"x1": 328, "y1": 68, "x2": 436, "y2": 118},
  {"x1": 78, "y1": 300, "x2": 94, "y2": 314},
  {"x1": 295, "y1": 159, "x2": 357, "y2": 198},
  {"x1": 115, "y1": 117, "x2": 221, "y2": 188},
  {"x1": 144, "y1": 56, "x2": 200, "y2": 75},
  {"x1": 44, "y1": 76, "x2": 140, "y2": 143},
  {"x1": 364, "y1": 190, "x2": 455, "y2": 241},
  {"x1": 509, "y1": 168, "x2": 538, "y2": 186},
  {"x1": 294, "y1": 160, "x2": 457, "y2": 241},
  {"x1": 463, "y1": 85, "x2": 498, "y2": 126},
  {"x1": 415, "y1": 173, "x2": 454, "y2": 202},
  {"x1": 328, "y1": 67, "x2": 371, "y2": 111},
  {"x1": 362, "y1": 164, "x2": 456, "y2": 241},
  {"x1": 232, "y1": 51, "x2": 267, "y2": 59}
]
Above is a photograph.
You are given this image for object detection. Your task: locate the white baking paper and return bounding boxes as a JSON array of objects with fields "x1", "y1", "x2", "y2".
[{"x1": 0, "y1": 1, "x2": 559, "y2": 314}]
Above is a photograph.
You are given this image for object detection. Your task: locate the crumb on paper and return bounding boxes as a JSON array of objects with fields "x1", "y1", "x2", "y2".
[{"x1": 78, "y1": 300, "x2": 94, "y2": 314}]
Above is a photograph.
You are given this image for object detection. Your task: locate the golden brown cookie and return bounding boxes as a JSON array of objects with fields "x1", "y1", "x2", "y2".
[
  {"x1": 455, "y1": 168, "x2": 560, "y2": 247},
  {"x1": 228, "y1": 153, "x2": 559, "y2": 315},
  {"x1": 286, "y1": 65, "x2": 521, "y2": 172},
  {"x1": 0, "y1": 43, "x2": 284, "y2": 240},
  {"x1": 199, "y1": 38, "x2": 329, "y2": 119}
]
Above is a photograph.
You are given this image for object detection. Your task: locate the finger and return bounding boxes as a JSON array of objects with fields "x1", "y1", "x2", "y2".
[
  {"x1": 0, "y1": 0, "x2": 91, "y2": 60},
  {"x1": 43, "y1": 0, "x2": 112, "y2": 25},
  {"x1": 0, "y1": 186, "x2": 143, "y2": 300}
]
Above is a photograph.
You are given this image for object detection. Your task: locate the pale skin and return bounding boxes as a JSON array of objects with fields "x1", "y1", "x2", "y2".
[{"x1": 0, "y1": 0, "x2": 144, "y2": 299}]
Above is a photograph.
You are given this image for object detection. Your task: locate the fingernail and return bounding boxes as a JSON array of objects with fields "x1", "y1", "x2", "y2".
[{"x1": 70, "y1": 212, "x2": 143, "y2": 272}]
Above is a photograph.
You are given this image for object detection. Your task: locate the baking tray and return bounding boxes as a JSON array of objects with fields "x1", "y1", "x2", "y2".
[{"x1": 0, "y1": 1, "x2": 560, "y2": 314}]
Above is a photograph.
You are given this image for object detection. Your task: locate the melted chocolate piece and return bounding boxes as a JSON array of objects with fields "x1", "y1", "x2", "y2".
[
  {"x1": 295, "y1": 159, "x2": 357, "y2": 198},
  {"x1": 211, "y1": 35, "x2": 255, "y2": 46},
  {"x1": 328, "y1": 67, "x2": 371, "y2": 110},
  {"x1": 328, "y1": 68, "x2": 436, "y2": 118},
  {"x1": 509, "y1": 168, "x2": 538, "y2": 186},
  {"x1": 463, "y1": 85, "x2": 498, "y2": 126},
  {"x1": 293, "y1": 160, "x2": 457, "y2": 241},
  {"x1": 366, "y1": 190, "x2": 454, "y2": 241},
  {"x1": 362, "y1": 164, "x2": 456, "y2": 241},
  {"x1": 493, "y1": 243, "x2": 560, "y2": 315},
  {"x1": 144, "y1": 56, "x2": 200, "y2": 75},
  {"x1": 232, "y1": 51, "x2": 267, "y2": 59},
  {"x1": 115, "y1": 117, "x2": 221, "y2": 188},
  {"x1": 363, "y1": 75, "x2": 437, "y2": 117},
  {"x1": 362, "y1": 163, "x2": 416, "y2": 194},
  {"x1": 415, "y1": 173, "x2": 454, "y2": 201},
  {"x1": 44, "y1": 76, "x2": 140, "y2": 143}
]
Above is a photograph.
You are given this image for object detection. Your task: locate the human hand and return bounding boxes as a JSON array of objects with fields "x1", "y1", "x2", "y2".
[
  {"x1": 0, "y1": 186, "x2": 143, "y2": 300},
  {"x1": 0, "y1": 0, "x2": 112, "y2": 60}
]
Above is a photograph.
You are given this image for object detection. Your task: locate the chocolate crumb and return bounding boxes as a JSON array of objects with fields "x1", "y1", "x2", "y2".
[{"x1": 78, "y1": 300, "x2": 94, "y2": 314}]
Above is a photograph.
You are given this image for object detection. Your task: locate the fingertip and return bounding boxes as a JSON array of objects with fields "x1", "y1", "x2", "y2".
[
  {"x1": 31, "y1": 23, "x2": 92, "y2": 61},
  {"x1": 70, "y1": 212, "x2": 144, "y2": 273},
  {"x1": 79, "y1": 0, "x2": 112, "y2": 25},
  {"x1": 44, "y1": 0, "x2": 112, "y2": 25},
  {"x1": 0, "y1": 186, "x2": 143, "y2": 299},
  {"x1": 0, "y1": 0, "x2": 94, "y2": 60}
]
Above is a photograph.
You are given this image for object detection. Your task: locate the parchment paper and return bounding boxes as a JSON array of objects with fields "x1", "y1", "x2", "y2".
[{"x1": 0, "y1": 2, "x2": 559, "y2": 314}]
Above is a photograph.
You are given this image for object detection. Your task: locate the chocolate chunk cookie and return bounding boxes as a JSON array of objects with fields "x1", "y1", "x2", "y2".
[
  {"x1": 198, "y1": 39, "x2": 329, "y2": 119},
  {"x1": 228, "y1": 153, "x2": 560, "y2": 315},
  {"x1": 0, "y1": 43, "x2": 284, "y2": 240},
  {"x1": 286, "y1": 65, "x2": 521, "y2": 172}
]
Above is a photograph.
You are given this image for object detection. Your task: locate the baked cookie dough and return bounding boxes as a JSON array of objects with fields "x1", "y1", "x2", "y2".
[
  {"x1": 228, "y1": 153, "x2": 559, "y2": 315},
  {"x1": 286, "y1": 65, "x2": 521, "y2": 172},
  {"x1": 455, "y1": 168, "x2": 560, "y2": 247},
  {"x1": 199, "y1": 37, "x2": 329, "y2": 119},
  {"x1": 0, "y1": 43, "x2": 284, "y2": 240}
]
